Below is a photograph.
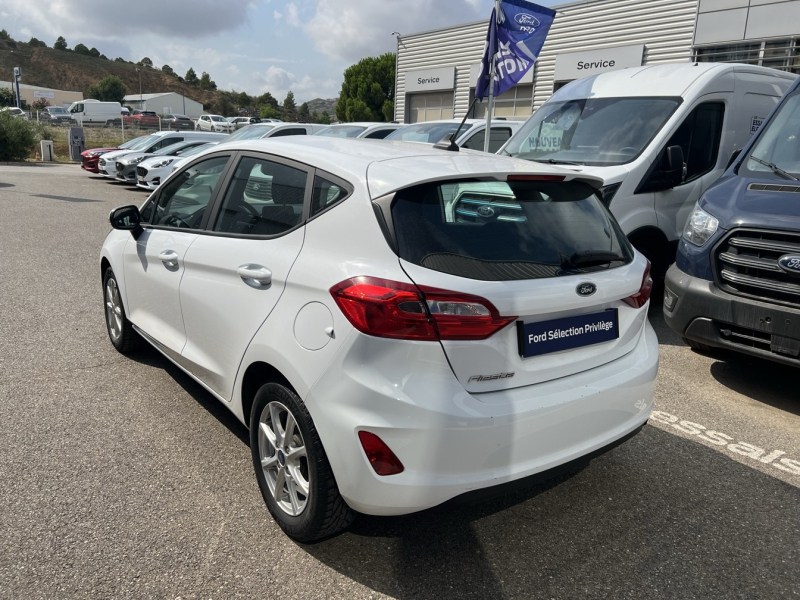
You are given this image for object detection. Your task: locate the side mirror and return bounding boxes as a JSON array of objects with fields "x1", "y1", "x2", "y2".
[
  {"x1": 110, "y1": 205, "x2": 143, "y2": 238},
  {"x1": 665, "y1": 145, "x2": 686, "y2": 188}
]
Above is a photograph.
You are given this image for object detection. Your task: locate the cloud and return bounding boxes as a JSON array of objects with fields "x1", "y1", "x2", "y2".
[
  {"x1": 255, "y1": 65, "x2": 338, "y2": 102},
  {"x1": 1, "y1": 0, "x2": 264, "y2": 40},
  {"x1": 302, "y1": 0, "x2": 492, "y2": 62},
  {"x1": 286, "y1": 3, "x2": 302, "y2": 27}
]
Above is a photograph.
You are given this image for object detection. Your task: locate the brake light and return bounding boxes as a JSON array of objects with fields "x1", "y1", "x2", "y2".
[
  {"x1": 358, "y1": 431, "x2": 404, "y2": 476},
  {"x1": 507, "y1": 174, "x2": 566, "y2": 182},
  {"x1": 330, "y1": 277, "x2": 516, "y2": 341},
  {"x1": 622, "y1": 261, "x2": 653, "y2": 308}
]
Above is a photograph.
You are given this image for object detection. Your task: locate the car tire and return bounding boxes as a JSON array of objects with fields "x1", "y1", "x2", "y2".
[
  {"x1": 103, "y1": 267, "x2": 141, "y2": 354},
  {"x1": 681, "y1": 336, "x2": 712, "y2": 352},
  {"x1": 250, "y1": 382, "x2": 354, "y2": 542}
]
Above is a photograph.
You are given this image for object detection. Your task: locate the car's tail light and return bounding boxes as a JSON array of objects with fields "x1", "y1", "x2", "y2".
[
  {"x1": 622, "y1": 261, "x2": 653, "y2": 309},
  {"x1": 330, "y1": 277, "x2": 516, "y2": 341},
  {"x1": 358, "y1": 431, "x2": 404, "y2": 476}
]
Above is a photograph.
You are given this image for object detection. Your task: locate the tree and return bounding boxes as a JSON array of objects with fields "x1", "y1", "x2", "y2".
[
  {"x1": 315, "y1": 110, "x2": 332, "y2": 125},
  {"x1": 73, "y1": 43, "x2": 90, "y2": 55},
  {"x1": 115, "y1": 57, "x2": 126, "y2": 63},
  {"x1": 257, "y1": 92, "x2": 278, "y2": 110},
  {"x1": 198, "y1": 72, "x2": 216, "y2": 91},
  {"x1": 336, "y1": 52, "x2": 395, "y2": 122},
  {"x1": 32, "y1": 97, "x2": 50, "y2": 111},
  {"x1": 162, "y1": 64, "x2": 175, "y2": 76},
  {"x1": 138, "y1": 57, "x2": 153, "y2": 68},
  {"x1": 217, "y1": 95, "x2": 232, "y2": 116},
  {"x1": 259, "y1": 106, "x2": 280, "y2": 120},
  {"x1": 54, "y1": 36, "x2": 68, "y2": 51},
  {"x1": 0, "y1": 30, "x2": 11, "y2": 41},
  {"x1": 237, "y1": 91, "x2": 251, "y2": 107},
  {"x1": 0, "y1": 88, "x2": 15, "y2": 107},
  {"x1": 185, "y1": 68, "x2": 199, "y2": 86},
  {"x1": 0, "y1": 111, "x2": 39, "y2": 162},
  {"x1": 282, "y1": 91, "x2": 297, "y2": 118},
  {"x1": 28, "y1": 37, "x2": 47, "y2": 48},
  {"x1": 298, "y1": 102, "x2": 309, "y2": 119},
  {"x1": 89, "y1": 47, "x2": 101, "y2": 58},
  {"x1": 87, "y1": 75, "x2": 127, "y2": 103}
]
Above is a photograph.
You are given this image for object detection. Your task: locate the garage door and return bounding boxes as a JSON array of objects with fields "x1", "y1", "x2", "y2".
[{"x1": 408, "y1": 92, "x2": 454, "y2": 123}]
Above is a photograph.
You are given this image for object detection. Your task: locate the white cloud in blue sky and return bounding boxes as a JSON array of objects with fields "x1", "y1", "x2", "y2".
[{"x1": 1, "y1": 0, "x2": 560, "y2": 102}]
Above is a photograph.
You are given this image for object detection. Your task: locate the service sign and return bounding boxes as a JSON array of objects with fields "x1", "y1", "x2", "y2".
[
  {"x1": 517, "y1": 309, "x2": 619, "y2": 358},
  {"x1": 554, "y1": 44, "x2": 644, "y2": 82},
  {"x1": 405, "y1": 67, "x2": 455, "y2": 92}
]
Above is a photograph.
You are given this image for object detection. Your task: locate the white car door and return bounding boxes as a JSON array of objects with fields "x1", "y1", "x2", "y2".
[
  {"x1": 122, "y1": 153, "x2": 233, "y2": 359},
  {"x1": 178, "y1": 154, "x2": 319, "y2": 400}
]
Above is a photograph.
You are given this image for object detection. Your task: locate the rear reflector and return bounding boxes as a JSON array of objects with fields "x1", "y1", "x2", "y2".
[
  {"x1": 622, "y1": 261, "x2": 654, "y2": 308},
  {"x1": 507, "y1": 174, "x2": 566, "y2": 182},
  {"x1": 330, "y1": 276, "x2": 516, "y2": 341},
  {"x1": 358, "y1": 431, "x2": 404, "y2": 476}
]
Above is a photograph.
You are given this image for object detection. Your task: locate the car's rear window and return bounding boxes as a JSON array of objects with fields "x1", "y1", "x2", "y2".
[{"x1": 389, "y1": 179, "x2": 633, "y2": 281}]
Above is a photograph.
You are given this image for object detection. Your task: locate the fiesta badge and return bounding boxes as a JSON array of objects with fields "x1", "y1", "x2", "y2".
[
  {"x1": 778, "y1": 255, "x2": 800, "y2": 275},
  {"x1": 576, "y1": 282, "x2": 597, "y2": 297}
]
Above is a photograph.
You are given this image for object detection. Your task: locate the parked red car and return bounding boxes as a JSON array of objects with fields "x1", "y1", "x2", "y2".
[
  {"x1": 81, "y1": 136, "x2": 148, "y2": 172},
  {"x1": 123, "y1": 110, "x2": 159, "y2": 129}
]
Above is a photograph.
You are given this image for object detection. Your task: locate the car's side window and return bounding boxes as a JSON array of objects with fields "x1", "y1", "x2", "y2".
[
  {"x1": 461, "y1": 127, "x2": 512, "y2": 153},
  {"x1": 270, "y1": 128, "x2": 307, "y2": 137},
  {"x1": 364, "y1": 129, "x2": 394, "y2": 139},
  {"x1": 213, "y1": 156, "x2": 308, "y2": 236},
  {"x1": 310, "y1": 176, "x2": 348, "y2": 217},
  {"x1": 147, "y1": 155, "x2": 230, "y2": 229}
]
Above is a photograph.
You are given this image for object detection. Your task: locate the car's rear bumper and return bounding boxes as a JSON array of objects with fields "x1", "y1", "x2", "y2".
[
  {"x1": 664, "y1": 264, "x2": 800, "y2": 367},
  {"x1": 305, "y1": 320, "x2": 658, "y2": 516}
]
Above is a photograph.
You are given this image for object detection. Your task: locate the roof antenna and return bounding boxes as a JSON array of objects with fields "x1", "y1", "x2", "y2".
[{"x1": 434, "y1": 96, "x2": 478, "y2": 152}]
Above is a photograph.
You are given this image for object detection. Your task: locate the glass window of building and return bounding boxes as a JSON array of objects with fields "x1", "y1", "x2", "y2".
[{"x1": 695, "y1": 39, "x2": 800, "y2": 75}]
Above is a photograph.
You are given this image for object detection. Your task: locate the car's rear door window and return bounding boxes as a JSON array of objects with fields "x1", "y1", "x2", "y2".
[
  {"x1": 388, "y1": 179, "x2": 632, "y2": 281},
  {"x1": 270, "y1": 128, "x2": 307, "y2": 137},
  {"x1": 212, "y1": 156, "x2": 308, "y2": 236},
  {"x1": 461, "y1": 127, "x2": 513, "y2": 153}
]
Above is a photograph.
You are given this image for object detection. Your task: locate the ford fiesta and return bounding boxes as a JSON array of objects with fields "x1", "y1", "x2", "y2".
[{"x1": 101, "y1": 137, "x2": 658, "y2": 541}]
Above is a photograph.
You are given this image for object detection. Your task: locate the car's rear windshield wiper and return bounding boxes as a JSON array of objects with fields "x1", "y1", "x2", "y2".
[
  {"x1": 749, "y1": 155, "x2": 799, "y2": 181},
  {"x1": 564, "y1": 250, "x2": 626, "y2": 268},
  {"x1": 533, "y1": 158, "x2": 585, "y2": 166}
]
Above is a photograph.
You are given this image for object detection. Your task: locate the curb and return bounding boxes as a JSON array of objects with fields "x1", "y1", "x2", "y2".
[{"x1": 0, "y1": 162, "x2": 78, "y2": 167}]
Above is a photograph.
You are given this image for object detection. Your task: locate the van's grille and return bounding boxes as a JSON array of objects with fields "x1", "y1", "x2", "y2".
[{"x1": 715, "y1": 229, "x2": 800, "y2": 308}]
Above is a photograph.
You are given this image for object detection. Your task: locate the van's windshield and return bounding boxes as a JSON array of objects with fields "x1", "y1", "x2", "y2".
[
  {"x1": 501, "y1": 97, "x2": 682, "y2": 166},
  {"x1": 743, "y1": 87, "x2": 800, "y2": 180}
]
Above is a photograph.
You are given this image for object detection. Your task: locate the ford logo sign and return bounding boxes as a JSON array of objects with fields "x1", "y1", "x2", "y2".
[
  {"x1": 576, "y1": 282, "x2": 596, "y2": 297},
  {"x1": 515, "y1": 13, "x2": 540, "y2": 27},
  {"x1": 477, "y1": 205, "x2": 495, "y2": 217},
  {"x1": 778, "y1": 254, "x2": 800, "y2": 275}
]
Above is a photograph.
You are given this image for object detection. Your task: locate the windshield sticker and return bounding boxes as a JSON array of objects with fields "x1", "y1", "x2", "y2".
[{"x1": 751, "y1": 116, "x2": 765, "y2": 135}]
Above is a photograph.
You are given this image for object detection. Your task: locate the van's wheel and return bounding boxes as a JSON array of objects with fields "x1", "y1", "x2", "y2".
[
  {"x1": 250, "y1": 383, "x2": 354, "y2": 542},
  {"x1": 103, "y1": 267, "x2": 141, "y2": 354}
]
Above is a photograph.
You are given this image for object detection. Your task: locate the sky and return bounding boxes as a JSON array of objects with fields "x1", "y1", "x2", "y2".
[{"x1": 1, "y1": 0, "x2": 560, "y2": 103}]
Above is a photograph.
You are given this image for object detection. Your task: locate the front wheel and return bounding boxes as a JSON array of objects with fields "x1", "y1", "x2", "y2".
[
  {"x1": 103, "y1": 267, "x2": 141, "y2": 353},
  {"x1": 250, "y1": 383, "x2": 354, "y2": 541}
]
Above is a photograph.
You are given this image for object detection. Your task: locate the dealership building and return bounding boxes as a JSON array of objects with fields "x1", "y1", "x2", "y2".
[
  {"x1": 122, "y1": 92, "x2": 204, "y2": 119},
  {"x1": 393, "y1": 0, "x2": 800, "y2": 123}
]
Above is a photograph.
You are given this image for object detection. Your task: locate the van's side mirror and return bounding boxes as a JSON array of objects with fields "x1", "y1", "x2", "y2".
[
  {"x1": 110, "y1": 205, "x2": 143, "y2": 239},
  {"x1": 665, "y1": 145, "x2": 686, "y2": 188}
]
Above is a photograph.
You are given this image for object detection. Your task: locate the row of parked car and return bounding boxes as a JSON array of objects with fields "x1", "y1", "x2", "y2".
[{"x1": 92, "y1": 61, "x2": 800, "y2": 542}]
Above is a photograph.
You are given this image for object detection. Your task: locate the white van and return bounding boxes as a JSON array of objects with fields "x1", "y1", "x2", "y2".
[
  {"x1": 68, "y1": 100, "x2": 122, "y2": 126},
  {"x1": 500, "y1": 63, "x2": 796, "y2": 275}
]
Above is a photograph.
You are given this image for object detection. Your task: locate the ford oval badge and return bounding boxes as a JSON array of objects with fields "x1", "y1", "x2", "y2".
[
  {"x1": 477, "y1": 205, "x2": 495, "y2": 217},
  {"x1": 778, "y1": 254, "x2": 800, "y2": 275},
  {"x1": 576, "y1": 282, "x2": 596, "y2": 297}
]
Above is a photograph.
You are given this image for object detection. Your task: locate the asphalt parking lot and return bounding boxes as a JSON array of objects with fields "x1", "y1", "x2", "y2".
[{"x1": 1, "y1": 164, "x2": 799, "y2": 600}]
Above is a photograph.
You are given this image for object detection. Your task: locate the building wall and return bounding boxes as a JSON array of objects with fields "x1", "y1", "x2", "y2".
[
  {"x1": 395, "y1": 0, "x2": 698, "y2": 122},
  {"x1": 0, "y1": 81, "x2": 82, "y2": 107},
  {"x1": 123, "y1": 93, "x2": 203, "y2": 119}
]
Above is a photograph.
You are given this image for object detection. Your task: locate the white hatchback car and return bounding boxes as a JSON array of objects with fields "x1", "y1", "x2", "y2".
[
  {"x1": 196, "y1": 114, "x2": 234, "y2": 132},
  {"x1": 101, "y1": 137, "x2": 658, "y2": 541}
]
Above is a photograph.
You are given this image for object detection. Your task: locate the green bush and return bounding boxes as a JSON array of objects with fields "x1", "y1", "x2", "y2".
[{"x1": 0, "y1": 112, "x2": 41, "y2": 161}]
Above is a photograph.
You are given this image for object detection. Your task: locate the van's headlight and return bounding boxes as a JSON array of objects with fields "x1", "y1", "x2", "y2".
[{"x1": 683, "y1": 204, "x2": 719, "y2": 247}]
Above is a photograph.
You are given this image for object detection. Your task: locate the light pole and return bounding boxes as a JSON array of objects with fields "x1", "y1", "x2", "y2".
[
  {"x1": 135, "y1": 67, "x2": 142, "y2": 105},
  {"x1": 391, "y1": 32, "x2": 401, "y2": 122}
]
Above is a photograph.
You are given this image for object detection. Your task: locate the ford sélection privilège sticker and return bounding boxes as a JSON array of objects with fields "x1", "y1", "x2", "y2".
[{"x1": 517, "y1": 309, "x2": 619, "y2": 358}]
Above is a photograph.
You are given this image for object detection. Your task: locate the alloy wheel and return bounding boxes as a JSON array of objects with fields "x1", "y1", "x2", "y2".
[
  {"x1": 105, "y1": 278, "x2": 123, "y2": 341},
  {"x1": 258, "y1": 401, "x2": 310, "y2": 516}
]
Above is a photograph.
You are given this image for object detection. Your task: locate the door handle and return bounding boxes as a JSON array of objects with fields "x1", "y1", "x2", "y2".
[
  {"x1": 158, "y1": 250, "x2": 179, "y2": 265},
  {"x1": 237, "y1": 264, "x2": 272, "y2": 286}
]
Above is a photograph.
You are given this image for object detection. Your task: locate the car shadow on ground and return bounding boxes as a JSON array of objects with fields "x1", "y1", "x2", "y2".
[
  {"x1": 128, "y1": 345, "x2": 250, "y2": 446},
  {"x1": 302, "y1": 426, "x2": 800, "y2": 599}
]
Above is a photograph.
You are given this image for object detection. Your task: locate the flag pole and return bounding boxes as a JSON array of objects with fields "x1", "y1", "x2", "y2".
[{"x1": 483, "y1": 0, "x2": 502, "y2": 153}]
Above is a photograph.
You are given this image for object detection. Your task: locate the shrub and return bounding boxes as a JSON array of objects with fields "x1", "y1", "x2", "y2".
[{"x1": 0, "y1": 112, "x2": 41, "y2": 162}]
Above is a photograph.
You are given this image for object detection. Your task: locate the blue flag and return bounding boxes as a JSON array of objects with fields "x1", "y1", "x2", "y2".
[{"x1": 475, "y1": 0, "x2": 556, "y2": 100}]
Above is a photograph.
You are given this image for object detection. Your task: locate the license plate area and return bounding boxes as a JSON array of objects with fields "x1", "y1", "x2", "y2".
[{"x1": 517, "y1": 309, "x2": 619, "y2": 358}]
